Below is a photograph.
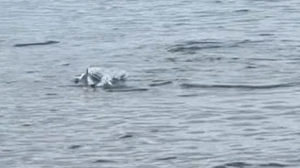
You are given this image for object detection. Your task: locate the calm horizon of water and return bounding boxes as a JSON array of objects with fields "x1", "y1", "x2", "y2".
[{"x1": 1, "y1": 0, "x2": 300, "y2": 168}]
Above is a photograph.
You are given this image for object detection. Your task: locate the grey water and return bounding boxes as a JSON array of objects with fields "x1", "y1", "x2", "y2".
[{"x1": 1, "y1": 0, "x2": 300, "y2": 168}]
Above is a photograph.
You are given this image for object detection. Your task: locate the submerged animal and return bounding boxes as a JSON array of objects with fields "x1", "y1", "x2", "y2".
[{"x1": 73, "y1": 66, "x2": 128, "y2": 88}]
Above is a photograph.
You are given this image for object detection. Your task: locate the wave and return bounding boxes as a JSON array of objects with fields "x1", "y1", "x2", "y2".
[
  {"x1": 212, "y1": 162, "x2": 288, "y2": 168},
  {"x1": 180, "y1": 82, "x2": 295, "y2": 90},
  {"x1": 149, "y1": 81, "x2": 173, "y2": 87},
  {"x1": 104, "y1": 88, "x2": 149, "y2": 92},
  {"x1": 167, "y1": 39, "x2": 265, "y2": 53}
]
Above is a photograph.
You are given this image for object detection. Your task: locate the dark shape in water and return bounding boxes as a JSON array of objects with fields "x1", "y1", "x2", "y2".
[
  {"x1": 46, "y1": 93, "x2": 58, "y2": 96},
  {"x1": 168, "y1": 44, "x2": 222, "y2": 53},
  {"x1": 224, "y1": 162, "x2": 251, "y2": 167},
  {"x1": 167, "y1": 40, "x2": 230, "y2": 53},
  {"x1": 156, "y1": 156, "x2": 177, "y2": 161},
  {"x1": 26, "y1": 70, "x2": 38, "y2": 73},
  {"x1": 149, "y1": 81, "x2": 172, "y2": 87},
  {"x1": 177, "y1": 94, "x2": 200, "y2": 97},
  {"x1": 93, "y1": 159, "x2": 115, "y2": 163},
  {"x1": 22, "y1": 123, "x2": 32, "y2": 127},
  {"x1": 14, "y1": 40, "x2": 59, "y2": 47},
  {"x1": 119, "y1": 134, "x2": 133, "y2": 139},
  {"x1": 61, "y1": 63, "x2": 70, "y2": 66},
  {"x1": 212, "y1": 166, "x2": 226, "y2": 168},
  {"x1": 213, "y1": 162, "x2": 288, "y2": 168},
  {"x1": 259, "y1": 33, "x2": 274, "y2": 37},
  {"x1": 245, "y1": 65, "x2": 257, "y2": 69},
  {"x1": 68, "y1": 145, "x2": 81, "y2": 149},
  {"x1": 234, "y1": 9, "x2": 250, "y2": 12},
  {"x1": 259, "y1": 163, "x2": 287, "y2": 167},
  {"x1": 105, "y1": 88, "x2": 148, "y2": 92},
  {"x1": 167, "y1": 40, "x2": 262, "y2": 54}
]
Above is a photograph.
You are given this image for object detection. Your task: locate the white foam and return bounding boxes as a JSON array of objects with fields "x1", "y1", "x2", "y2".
[{"x1": 74, "y1": 66, "x2": 128, "y2": 88}]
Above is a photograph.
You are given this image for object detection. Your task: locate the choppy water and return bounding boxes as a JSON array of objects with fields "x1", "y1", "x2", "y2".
[{"x1": 1, "y1": 0, "x2": 300, "y2": 168}]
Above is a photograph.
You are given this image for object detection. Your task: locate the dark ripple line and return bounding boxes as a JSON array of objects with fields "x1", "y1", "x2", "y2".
[
  {"x1": 177, "y1": 94, "x2": 200, "y2": 97},
  {"x1": 167, "y1": 39, "x2": 264, "y2": 53},
  {"x1": 259, "y1": 163, "x2": 288, "y2": 167},
  {"x1": 212, "y1": 162, "x2": 288, "y2": 168},
  {"x1": 13, "y1": 40, "x2": 59, "y2": 47},
  {"x1": 149, "y1": 81, "x2": 172, "y2": 87},
  {"x1": 224, "y1": 162, "x2": 251, "y2": 167},
  {"x1": 58, "y1": 85, "x2": 82, "y2": 87},
  {"x1": 60, "y1": 85, "x2": 149, "y2": 91},
  {"x1": 156, "y1": 156, "x2": 177, "y2": 161},
  {"x1": 118, "y1": 134, "x2": 133, "y2": 139},
  {"x1": 93, "y1": 159, "x2": 116, "y2": 163},
  {"x1": 168, "y1": 45, "x2": 222, "y2": 53},
  {"x1": 180, "y1": 82, "x2": 295, "y2": 90},
  {"x1": 68, "y1": 145, "x2": 81, "y2": 149},
  {"x1": 234, "y1": 9, "x2": 250, "y2": 12},
  {"x1": 104, "y1": 88, "x2": 149, "y2": 92}
]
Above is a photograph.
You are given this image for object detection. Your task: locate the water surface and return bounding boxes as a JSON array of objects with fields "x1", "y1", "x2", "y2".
[{"x1": 1, "y1": 0, "x2": 300, "y2": 167}]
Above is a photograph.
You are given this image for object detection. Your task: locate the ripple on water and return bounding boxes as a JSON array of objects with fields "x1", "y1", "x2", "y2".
[
  {"x1": 1, "y1": 0, "x2": 300, "y2": 168},
  {"x1": 166, "y1": 40, "x2": 266, "y2": 54},
  {"x1": 180, "y1": 83, "x2": 295, "y2": 90},
  {"x1": 212, "y1": 162, "x2": 288, "y2": 168}
]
